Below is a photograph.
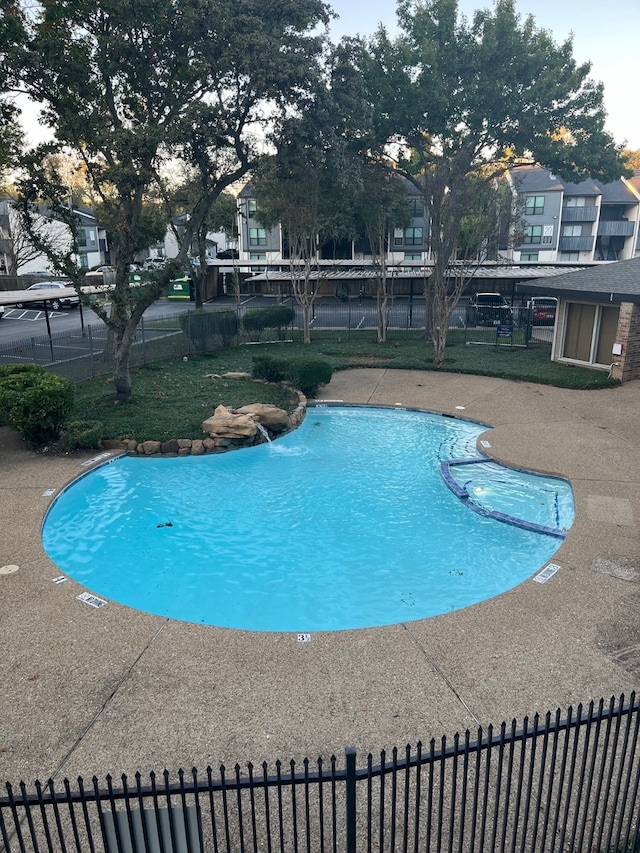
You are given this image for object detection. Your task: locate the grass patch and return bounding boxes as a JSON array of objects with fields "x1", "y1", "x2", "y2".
[
  {"x1": 69, "y1": 331, "x2": 617, "y2": 443},
  {"x1": 71, "y1": 359, "x2": 300, "y2": 442},
  {"x1": 187, "y1": 331, "x2": 616, "y2": 390}
]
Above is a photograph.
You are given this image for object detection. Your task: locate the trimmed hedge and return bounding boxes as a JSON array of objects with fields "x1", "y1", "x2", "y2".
[
  {"x1": 252, "y1": 355, "x2": 292, "y2": 384},
  {"x1": 242, "y1": 305, "x2": 295, "y2": 341},
  {"x1": 287, "y1": 357, "x2": 333, "y2": 396},
  {"x1": 252, "y1": 355, "x2": 332, "y2": 397},
  {"x1": 61, "y1": 419, "x2": 103, "y2": 451},
  {"x1": 180, "y1": 309, "x2": 239, "y2": 350},
  {"x1": 0, "y1": 364, "x2": 74, "y2": 446}
]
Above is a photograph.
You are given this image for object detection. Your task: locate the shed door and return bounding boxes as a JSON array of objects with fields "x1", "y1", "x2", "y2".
[
  {"x1": 563, "y1": 303, "x2": 596, "y2": 362},
  {"x1": 595, "y1": 306, "x2": 620, "y2": 365},
  {"x1": 562, "y1": 302, "x2": 620, "y2": 366}
]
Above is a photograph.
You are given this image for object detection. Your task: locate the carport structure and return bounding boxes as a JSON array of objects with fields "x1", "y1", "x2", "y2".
[{"x1": 0, "y1": 283, "x2": 109, "y2": 340}]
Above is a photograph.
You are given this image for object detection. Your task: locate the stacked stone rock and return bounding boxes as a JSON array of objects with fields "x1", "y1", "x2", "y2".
[{"x1": 100, "y1": 373, "x2": 306, "y2": 457}]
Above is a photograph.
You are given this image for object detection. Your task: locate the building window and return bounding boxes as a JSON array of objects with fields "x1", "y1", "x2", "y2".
[
  {"x1": 565, "y1": 197, "x2": 587, "y2": 207},
  {"x1": 523, "y1": 225, "x2": 542, "y2": 244},
  {"x1": 404, "y1": 227, "x2": 423, "y2": 246},
  {"x1": 560, "y1": 252, "x2": 580, "y2": 262},
  {"x1": 79, "y1": 255, "x2": 89, "y2": 269},
  {"x1": 249, "y1": 227, "x2": 266, "y2": 246},
  {"x1": 247, "y1": 200, "x2": 257, "y2": 216},
  {"x1": 77, "y1": 230, "x2": 87, "y2": 247},
  {"x1": 393, "y1": 228, "x2": 404, "y2": 246},
  {"x1": 562, "y1": 225, "x2": 582, "y2": 237},
  {"x1": 250, "y1": 253, "x2": 266, "y2": 260},
  {"x1": 408, "y1": 198, "x2": 424, "y2": 218},
  {"x1": 404, "y1": 252, "x2": 421, "y2": 261},
  {"x1": 521, "y1": 252, "x2": 539, "y2": 262},
  {"x1": 525, "y1": 195, "x2": 545, "y2": 215}
]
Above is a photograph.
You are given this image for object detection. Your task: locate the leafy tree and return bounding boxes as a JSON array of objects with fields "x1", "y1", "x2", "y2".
[
  {"x1": 253, "y1": 44, "x2": 370, "y2": 343},
  {"x1": 169, "y1": 182, "x2": 238, "y2": 307},
  {"x1": 623, "y1": 149, "x2": 640, "y2": 171},
  {"x1": 253, "y1": 137, "x2": 347, "y2": 342},
  {"x1": 360, "y1": 0, "x2": 628, "y2": 366},
  {"x1": 0, "y1": 105, "x2": 22, "y2": 179},
  {"x1": 38, "y1": 152, "x2": 96, "y2": 207},
  {"x1": 253, "y1": 145, "x2": 324, "y2": 344},
  {"x1": 7, "y1": 0, "x2": 329, "y2": 398},
  {"x1": 0, "y1": 0, "x2": 23, "y2": 177}
]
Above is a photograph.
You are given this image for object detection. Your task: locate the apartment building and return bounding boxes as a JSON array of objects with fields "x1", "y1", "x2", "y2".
[
  {"x1": 238, "y1": 167, "x2": 640, "y2": 270},
  {"x1": 237, "y1": 181, "x2": 431, "y2": 265},
  {"x1": 507, "y1": 164, "x2": 640, "y2": 265},
  {"x1": 0, "y1": 198, "x2": 109, "y2": 275}
]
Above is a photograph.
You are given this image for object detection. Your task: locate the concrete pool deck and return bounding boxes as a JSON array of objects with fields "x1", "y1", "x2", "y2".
[{"x1": 0, "y1": 368, "x2": 639, "y2": 785}]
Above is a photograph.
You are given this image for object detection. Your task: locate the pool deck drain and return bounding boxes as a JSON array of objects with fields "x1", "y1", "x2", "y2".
[{"x1": 1, "y1": 368, "x2": 639, "y2": 785}]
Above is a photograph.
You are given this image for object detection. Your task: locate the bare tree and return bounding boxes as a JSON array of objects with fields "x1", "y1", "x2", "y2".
[{"x1": 353, "y1": 169, "x2": 410, "y2": 343}]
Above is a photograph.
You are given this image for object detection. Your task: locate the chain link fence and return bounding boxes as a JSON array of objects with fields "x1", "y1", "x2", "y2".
[{"x1": 0, "y1": 298, "x2": 553, "y2": 383}]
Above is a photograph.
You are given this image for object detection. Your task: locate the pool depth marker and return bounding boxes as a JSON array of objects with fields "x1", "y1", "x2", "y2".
[{"x1": 533, "y1": 563, "x2": 561, "y2": 584}]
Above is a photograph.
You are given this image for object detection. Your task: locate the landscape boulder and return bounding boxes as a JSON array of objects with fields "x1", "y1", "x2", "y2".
[
  {"x1": 202, "y1": 405, "x2": 258, "y2": 440},
  {"x1": 236, "y1": 403, "x2": 290, "y2": 432}
]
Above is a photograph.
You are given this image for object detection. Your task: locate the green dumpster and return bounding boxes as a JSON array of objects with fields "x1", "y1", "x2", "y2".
[{"x1": 167, "y1": 276, "x2": 192, "y2": 301}]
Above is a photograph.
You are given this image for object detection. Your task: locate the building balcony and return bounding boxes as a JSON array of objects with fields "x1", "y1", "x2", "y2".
[
  {"x1": 558, "y1": 236, "x2": 594, "y2": 252},
  {"x1": 561, "y1": 206, "x2": 599, "y2": 222},
  {"x1": 597, "y1": 220, "x2": 635, "y2": 237}
]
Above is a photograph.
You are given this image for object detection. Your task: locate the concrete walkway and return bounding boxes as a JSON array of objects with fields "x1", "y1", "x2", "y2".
[{"x1": 0, "y1": 369, "x2": 638, "y2": 785}]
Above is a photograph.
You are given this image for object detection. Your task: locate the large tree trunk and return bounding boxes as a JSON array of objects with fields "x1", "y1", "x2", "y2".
[
  {"x1": 105, "y1": 248, "x2": 164, "y2": 399},
  {"x1": 111, "y1": 319, "x2": 138, "y2": 399}
]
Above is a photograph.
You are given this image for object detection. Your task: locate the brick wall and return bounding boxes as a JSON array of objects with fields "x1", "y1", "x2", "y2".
[{"x1": 613, "y1": 302, "x2": 640, "y2": 382}]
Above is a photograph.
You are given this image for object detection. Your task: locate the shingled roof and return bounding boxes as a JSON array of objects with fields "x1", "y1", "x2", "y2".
[{"x1": 520, "y1": 256, "x2": 640, "y2": 303}]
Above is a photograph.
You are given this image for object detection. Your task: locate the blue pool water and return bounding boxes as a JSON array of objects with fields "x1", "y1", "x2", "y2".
[{"x1": 42, "y1": 406, "x2": 574, "y2": 632}]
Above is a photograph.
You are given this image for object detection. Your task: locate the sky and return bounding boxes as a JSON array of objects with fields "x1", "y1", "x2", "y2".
[{"x1": 328, "y1": 0, "x2": 640, "y2": 150}]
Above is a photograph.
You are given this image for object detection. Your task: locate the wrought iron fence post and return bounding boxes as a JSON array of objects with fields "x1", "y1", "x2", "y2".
[
  {"x1": 345, "y1": 746, "x2": 357, "y2": 853},
  {"x1": 140, "y1": 315, "x2": 147, "y2": 365},
  {"x1": 88, "y1": 325, "x2": 96, "y2": 378}
]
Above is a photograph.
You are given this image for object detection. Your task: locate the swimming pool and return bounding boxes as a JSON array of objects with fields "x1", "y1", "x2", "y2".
[{"x1": 43, "y1": 406, "x2": 574, "y2": 632}]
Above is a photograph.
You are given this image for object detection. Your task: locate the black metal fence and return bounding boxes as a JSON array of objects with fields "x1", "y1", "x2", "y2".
[
  {"x1": 0, "y1": 298, "x2": 552, "y2": 383},
  {"x1": 1, "y1": 694, "x2": 639, "y2": 853}
]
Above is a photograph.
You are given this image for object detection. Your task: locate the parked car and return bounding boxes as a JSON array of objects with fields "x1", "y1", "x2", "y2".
[
  {"x1": 526, "y1": 297, "x2": 558, "y2": 326},
  {"x1": 466, "y1": 293, "x2": 513, "y2": 326},
  {"x1": 15, "y1": 281, "x2": 80, "y2": 311},
  {"x1": 144, "y1": 257, "x2": 167, "y2": 270}
]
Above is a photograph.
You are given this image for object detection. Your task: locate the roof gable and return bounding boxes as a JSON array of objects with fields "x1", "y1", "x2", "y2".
[{"x1": 522, "y1": 256, "x2": 640, "y2": 302}]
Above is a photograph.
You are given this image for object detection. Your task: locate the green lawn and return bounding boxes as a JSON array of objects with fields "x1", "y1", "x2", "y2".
[{"x1": 70, "y1": 331, "x2": 617, "y2": 443}]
